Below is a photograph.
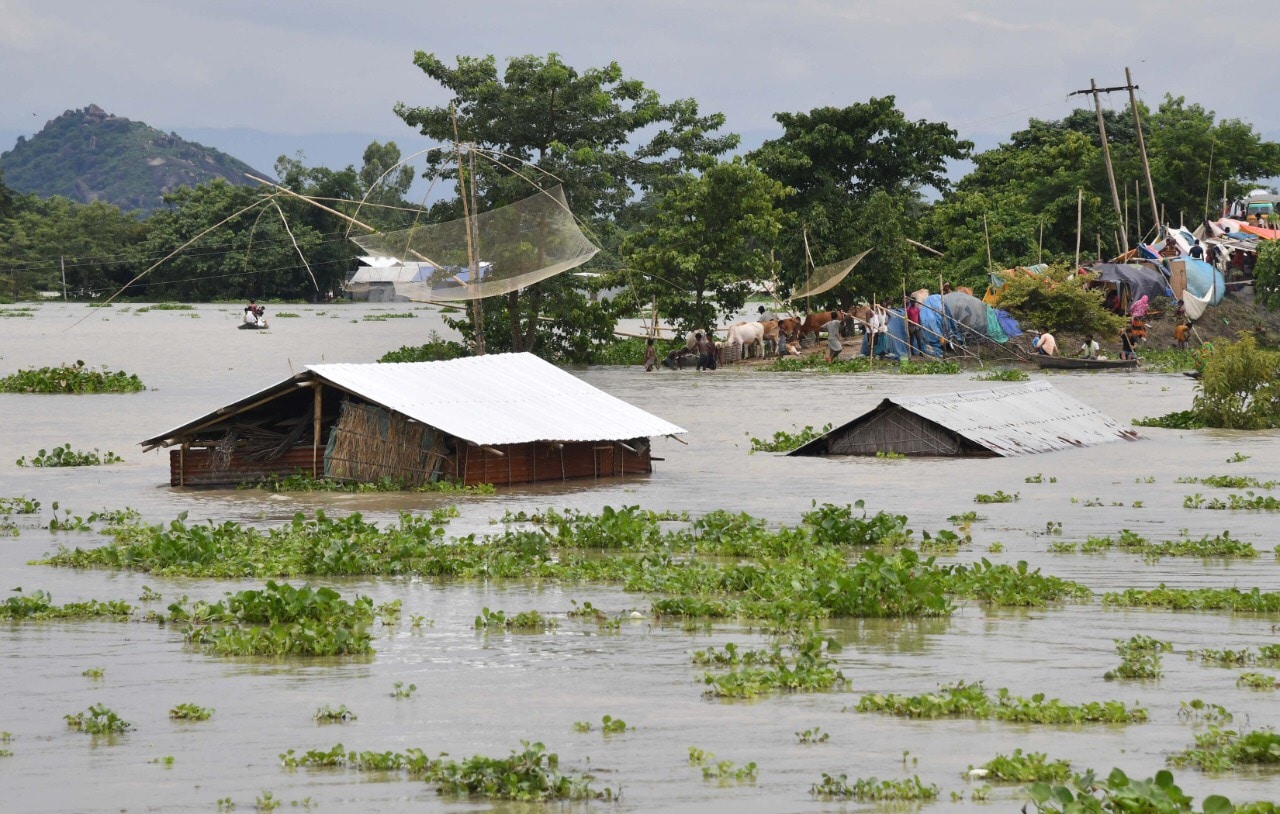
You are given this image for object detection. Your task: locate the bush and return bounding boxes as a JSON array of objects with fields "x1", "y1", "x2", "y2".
[
  {"x1": 1193, "y1": 334, "x2": 1280, "y2": 428},
  {"x1": 0, "y1": 361, "x2": 144, "y2": 394},
  {"x1": 992, "y1": 264, "x2": 1128, "y2": 337},
  {"x1": 378, "y1": 331, "x2": 470, "y2": 363}
]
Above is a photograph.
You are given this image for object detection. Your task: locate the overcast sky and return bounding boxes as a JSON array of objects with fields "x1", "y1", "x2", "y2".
[{"x1": 4, "y1": 0, "x2": 1278, "y2": 178}]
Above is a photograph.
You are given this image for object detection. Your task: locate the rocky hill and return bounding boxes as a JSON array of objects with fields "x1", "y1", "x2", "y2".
[{"x1": 0, "y1": 105, "x2": 268, "y2": 215}]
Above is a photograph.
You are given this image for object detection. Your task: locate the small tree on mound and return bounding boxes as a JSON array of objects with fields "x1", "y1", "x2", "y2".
[
  {"x1": 992, "y1": 265, "x2": 1127, "y2": 337},
  {"x1": 1194, "y1": 334, "x2": 1280, "y2": 429}
]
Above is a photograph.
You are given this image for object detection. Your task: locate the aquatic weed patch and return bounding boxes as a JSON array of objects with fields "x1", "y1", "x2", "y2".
[
  {"x1": 810, "y1": 773, "x2": 939, "y2": 801},
  {"x1": 1028, "y1": 768, "x2": 1234, "y2": 814},
  {"x1": 1102, "y1": 585, "x2": 1280, "y2": 612},
  {"x1": 945, "y1": 558, "x2": 1092, "y2": 606},
  {"x1": 976, "y1": 748, "x2": 1072, "y2": 782},
  {"x1": 474, "y1": 607, "x2": 556, "y2": 633},
  {"x1": 244, "y1": 473, "x2": 493, "y2": 494},
  {"x1": 169, "y1": 703, "x2": 214, "y2": 721},
  {"x1": 1104, "y1": 635, "x2": 1172, "y2": 680},
  {"x1": 974, "y1": 369, "x2": 1030, "y2": 381},
  {"x1": 1192, "y1": 646, "x2": 1280, "y2": 668},
  {"x1": 974, "y1": 490, "x2": 1019, "y2": 503},
  {"x1": 65, "y1": 704, "x2": 132, "y2": 735},
  {"x1": 1184, "y1": 492, "x2": 1280, "y2": 511},
  {"x1": 1178, "y1": 475, "x2": 1278, "y2": 490},
  {"x1": 169, "y1": 581, "x2": 374, "y2": 657},
  {"x1": 0, "y1": 361, "x2": 144, "y2": 394},
  {"x1": 749, "y1": 423, "x2": 831, "y2": 452},
  {"x1": 16, "y1": 443, "x2": 123, "y2": 467},
  {"x1": 856, "y1": 681, "x2": 1147, "y2": 724},
  {"x1": 431, "y1": 741, "x2": 615, "y2": 801},
  {"x1": 1168, "y1": 727, "x2": 1280, "y2": 772},
  {"x1": 0, "y1": 588, "x2": 132, "y2": 620},
  {"x1": 695, "y1": 633, "x2": 849, "y2": 698}
]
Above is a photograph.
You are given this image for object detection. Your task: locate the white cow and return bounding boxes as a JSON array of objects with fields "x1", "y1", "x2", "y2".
[{"x1": 724, "y1": 322, "x2": 765, "y2": 360}]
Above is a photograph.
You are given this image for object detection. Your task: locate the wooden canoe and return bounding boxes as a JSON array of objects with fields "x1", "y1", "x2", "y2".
[{"x1": 1033, "y1": 355, "x2": 1137, "y2": 371}]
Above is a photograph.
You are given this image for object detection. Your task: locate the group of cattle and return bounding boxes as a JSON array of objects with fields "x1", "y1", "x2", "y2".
[{"x1": 679, "y1": 307, "x2": 875, "y2": 362}]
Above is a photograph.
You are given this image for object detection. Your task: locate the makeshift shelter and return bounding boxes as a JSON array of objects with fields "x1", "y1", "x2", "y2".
[
  {"x1": 1082, "y1": 263, "x2": 1172, "y2": 312},
  {"x1": 789, "y1": 381, "x2": 1140, "y2": 458},
  {"x1": 1167, "y1": 257, "x2": 1225, "y2": 321},
  {"x1": 141, "y1": 353, "x2": 685, "y2": 487}
]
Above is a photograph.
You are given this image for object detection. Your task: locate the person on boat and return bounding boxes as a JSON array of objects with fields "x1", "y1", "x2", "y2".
[
  {"x1": 243, "y1": 301, "x2": 264, "y2": 326},
  {"x1": 1119, "y1": 329, "x2": 1137, "y2": 360},
  {"x1": 1031, "y1": 330, "x2": 1057, "y2": 356},
  {"x1": 1079, "y1": 334, "x2": 1100, "y2": 359},
  {"x1": 823, "y1": 313, "x2": 844, "y2": 362}
]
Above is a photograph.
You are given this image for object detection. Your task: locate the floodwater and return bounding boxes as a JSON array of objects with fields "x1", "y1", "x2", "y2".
[{"x1": 2, "y1": 302, "x2": 1279, "y2": 812}]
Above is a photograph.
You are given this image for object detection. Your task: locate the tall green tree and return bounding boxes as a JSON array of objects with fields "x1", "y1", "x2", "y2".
[
  {"x1": 748, "y1": 98, "x2": 971, "y2": 307},
  {"x1": 393, "y1": 52, "x2": 738, "y2": 354},
  {"x1": 624, "y1": 158, "x2": 789, "y2": 332}
]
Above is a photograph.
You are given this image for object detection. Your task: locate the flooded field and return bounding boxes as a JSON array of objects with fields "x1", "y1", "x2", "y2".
[{"x1": 2, "y1": 302, "x2": 1279, "y2": 812}]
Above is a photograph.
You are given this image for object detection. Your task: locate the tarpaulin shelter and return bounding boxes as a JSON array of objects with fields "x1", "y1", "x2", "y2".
[{"x1": 1083, "y1": 263, "x2": 1172, "y2": 310}]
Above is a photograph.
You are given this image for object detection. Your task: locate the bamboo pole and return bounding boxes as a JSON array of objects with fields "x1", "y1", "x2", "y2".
[
  {"x1": 1203, "y1": 139, "x2": 1215, "y2": 223},
  {"x1": 452, "y1": 106, "x2": 484, "y2": 355},
  {"x1": 1074, "y1": 189, "x2": 1083, "y2": 268},
  {"x1": 1038, "y1": 220, "x2": 1044, "y2": 265},
  {"x1": 312, "y1": 383, "x2": 322, "y2": 477},
  {"x1": 983, "y1": 212, "x2": 994, "y2": 272}
]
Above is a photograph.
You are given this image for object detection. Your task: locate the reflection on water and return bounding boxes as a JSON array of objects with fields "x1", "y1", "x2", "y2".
[{"x1": 2, "y1": 304, "x2": 1280, "y2": 811}]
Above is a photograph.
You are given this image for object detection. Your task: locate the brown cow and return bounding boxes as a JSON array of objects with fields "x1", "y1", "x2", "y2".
[{"x1": 796, "y1": 310, "x2": 848, "y2": 343}]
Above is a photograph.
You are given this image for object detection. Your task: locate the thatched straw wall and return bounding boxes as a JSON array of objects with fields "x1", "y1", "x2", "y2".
[{"x1": 325, "y1": 401, "x2": 447, "y2": 486}]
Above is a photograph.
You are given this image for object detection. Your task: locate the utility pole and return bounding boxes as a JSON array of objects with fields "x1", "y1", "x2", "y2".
[
  {"x1": 1069, "y1": 79, "x2": 1126, "y2": 254},
  {"x1": 1126, "y1": 67, "x2": 1161, "y2": 232}
]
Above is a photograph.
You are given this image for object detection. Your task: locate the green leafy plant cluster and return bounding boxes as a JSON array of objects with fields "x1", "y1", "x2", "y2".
[
  {"x1": 1168, "y1": 727, "x2": 1280, "y2": 772},
  {"x1": 1178, "y1": 475, "x2": 1278, "y2": 490},
  {"x1": 64, "y1": 704, "x2": 132, "y2": 734},
  {"x1": 0, "y1": 588, "x2": 132, "y2": 620},
  {"x1": 796, "y1": 726, "x2": 829, "y2": 743},
  {"x1": 856, "y1": 680, "x2": 1147, "y2": 724},
  {"x1": 431, "y1": 741, "x2": 614, "y2": 800},
  {"x1": 1102, "y1": 585, "x2": 1280, "y2": 612},
  {"x1": 377, "y1": 332, "x2": 469, "y2": 362},
  {"x1": 1104, "y1": 635, "x2": 1172, "y2": 680},
  {"x1": 313, "y1": 705, "x2": 357, "y2": 723},
  {"x1": 945, "y1": 558, "x2": 1091, "y2": 606},
  {"x1": 1184, "y1": 492, "x2": 1280, "y2": 511},
  {"x1": 1138, "y1": 335, "x2": 1280, "y2": 430},
  {"x1": 688, "y1": 746, "x2": 758, "y2": 781},
  {"x1": 16, "y1": 443, "x2": 123, "y2": 467},
  {"x1": 1192, "y1": 646, "x2": 1280, "y2": 667},
  {"x1": 975, "y1": 490, "x2": 1019, "y2": 503},
  {"x1": 1073, "y1": 530, "x2": 1257, "y2": 559},
  {"x1": 1178, "y1": 699, "x2": 1234, "y2": 724},
  {"x1": 168, "y1": 581, "x2": 374, "y2": 657},
  {"x1": 245, "y1": 472, "x2": 492, "y2": 494},
  {"x1": 0, "y1": 361, "x2": 144, "y2": 394},
  {"x1": 810, "y1": 773, "x2": 939, "y2": 801},
  {"x1": 748, "y1": 423, "x2": 831, "y2": 452},
  {"x1": 474, "y1": 607, "x2": 556, "y2": 632},
  {"x1": 1236, "y1": 672, "x2": 1277, "y2": 690},
  {"x1": 994, "y1": 265, "x2": 1128, "y2": 337},
  {"x1": 695, "y1": 632, "x2": 849, "y2": 698},
  {"x1": 168, "y1": 703, "x2": 213, "y2": 721},
  {"x1": 977, "y1": 748, "x2": 1072, "y2": 782},
  {"x1": 974, "y1": 368, "x2": 1030, "y2": 381},
  {"x1": 1028, "y1": 768, "x2": 1234, "y2": 814}
]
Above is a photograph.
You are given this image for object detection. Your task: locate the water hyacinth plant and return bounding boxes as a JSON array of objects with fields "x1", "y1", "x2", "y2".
[
  {"x1": 0, "y1": 361, "x2": 144, "y2": 394},
  {"x1": 16, "y1": 444, "x2": 123, "y2": 467},
  {"x1": 856, "y1": 680, "x2": 1147, "y2": 724},
  {"x1": 65, "y1": 704, "x2": 132, "y2": 734}
]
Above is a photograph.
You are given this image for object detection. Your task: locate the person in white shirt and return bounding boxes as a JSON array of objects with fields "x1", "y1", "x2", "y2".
[{"x1": 1080, "y1": 334, "x2": 1099, "y2": 359}]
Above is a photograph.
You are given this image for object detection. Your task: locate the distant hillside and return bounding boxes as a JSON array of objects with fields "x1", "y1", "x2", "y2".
[{"x1": 0, "y1": 105, "x2": 269, "y2": 215}]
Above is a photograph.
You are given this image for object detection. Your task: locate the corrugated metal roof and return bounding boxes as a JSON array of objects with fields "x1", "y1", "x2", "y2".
[
  {"x1": 307, "y1": 354, "x2": 684, "y2": 445},
  {"x1": 142, "y1": 353, "x2": 685, "y2": 450},
  {"x1": 792, "y1": 381, "x2": 1140, "y2": 457}
]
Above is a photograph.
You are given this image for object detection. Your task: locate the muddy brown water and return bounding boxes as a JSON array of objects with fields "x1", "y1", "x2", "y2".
[{"x1": 2, "y1": 302, "x2": 1279, "y2": 812}]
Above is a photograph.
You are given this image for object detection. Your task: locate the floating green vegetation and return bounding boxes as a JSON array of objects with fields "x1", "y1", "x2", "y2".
[
  {"x1": 0, "y1": 588, "x2": 132, "y2": 620},
  {"x1": 948, "y1": 511, "x2": 983, "y2": 525},
  {"x1": 899, "y1": 359, "x2": 962, "y2": 374},
  {"x1": 695, "y1": 632, "x2": 848, "y2": 698},
  {"x1": 1168, "y1": 727, "x2": 1280, "y2": 772},
  {"x1": 1028, "y1": 768, "x2": 1233, "y2": 814},
  {"x1": 82, "y1": 666, "x2": 104, "y2": 679},
  {"x1": 0, "y1": 306, "x2": 37, "y2": 318},
  {"x1": 16, "y1": 443, "x2": 123, "y2": 467},
  {"x1": 974, "y1": 368, "x2": 1030, "y2": 381},
  {"x1": 65, "y1": 703, "x2": 132, "y2": 734},
  {"x1": 474, "y1": 607, "x2": 556, "y2": 633},
  {"x1": 856, "y1": 681, "x2": 1147, "y2": 724},
  {"x1": 1185, "y1": 492, "x2": 1280, "y2": 511},
  {"x1": 39, "y1": 508, "x2": 457, "y2": 577},
  {"x1": 273, "y1": 312, "x2": 300, "y2": 318},
  {"x1": 1070, "y1": 530, "x2": 1257, "y2": 559},
  {"x1": 974, "y1": 490, "x2": 1019, "y2": 503},
  {"x1": 765, "y1": 355, "x2": 958, "y2": 374},
  {"x1": 1102, "y1": 585, "x2": 1280, "y2": 612},
  {"x1": 362, "y1": 312, "x2": 416, "y2": 321},
  {"x1": 796, "y1": 726, "x2": 829, "y2": 743},
  {"x1": 1178, "y1": 475, "x2": 1278, "y2": 490},
  {"x1": 917, "y1": 528, "x2": 965, "y2": 554},
  {"x1": 141, "y1": 302, "x2": 194, "y2": 311},
  {"x1": 810, "y1": 773, "x2": 939, "y2": 801},
  {"x1": 1227, "y1": 452, "x2": 1250, "y2": 464},
  {"x1": 688, "y1": 747, "x2": 758, "y2": 782},
  {"x1": 148, "y1": 755, "x2": 175, "y2": 766},
  {"x1": 748, "y1": 423, "x2": 831, "y2": 453},
  {"x1": 313, "y1": 705, "x2": 357, "y2": 723},
  {"x1": 169, "y1": 703, "x2": 214, "y2": 721},
  {"x1": 280, "y1": 742, "x2": 434, "y2": 773},
  {"x1": 0, "y1": 496, "x2": 41, "y2": 518},
  {"x1": 1104, "y1": 635, "x2": 1172, "y2": 681},
  {"x1": 243, "y1": 472, "x2": 493, "y2": 494},
  {"x1": 390, "y1": 681, "x2": 416, "y2": 699},
  {"x1": 1236, "y1": 672, "x2": 1277, "y2": 690},
  {"x1": 39, "y1": 502, "x2": 1090, "y2": 622},
  {"x1": 1025, "y1": 473, "x2": 1057, "y2": 483},
  {"x1": 169, "y1": 581, "x2": 373, "y2": 657},
  {"x1": 874, "y1": 450, "x2": 906, "y2": 459},
  {"x1": 0, "y1": 361, "x2": 144, "y2": 394},
  {"x1": 138, "y1": 585, "x2": 162, "y2": 602},
  {"x1": 600, "y1": 715, "x2": 628, "y2": 734},
  {"x1": 975, "y1": 748, "x2": 1071, "y2": 783},
  {"x1": 1191, "y1": 646, "x2": 1280, "y2": 667},
  {"x1": 432, "y1": 741, "x2": 614, "y2": 800},
  {"x1": 1178, "y1": 699, "x2": 1234, "y2": 725}
]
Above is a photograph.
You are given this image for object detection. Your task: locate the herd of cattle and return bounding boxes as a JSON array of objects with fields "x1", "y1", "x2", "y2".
[{"x1": 662, "y1": 308, "x2": 872, "y2": 368}]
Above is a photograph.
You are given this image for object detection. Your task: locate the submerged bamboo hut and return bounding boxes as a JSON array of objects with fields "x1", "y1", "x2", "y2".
[
  {"x1": 141, "y1": 353, "x2": 685, "y2": 487},
  {"x1": 789, "y1": 381, "x2": 1141, "y2": 458}
]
